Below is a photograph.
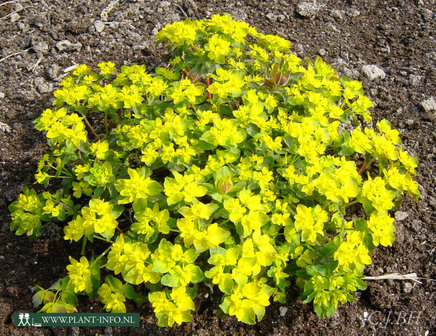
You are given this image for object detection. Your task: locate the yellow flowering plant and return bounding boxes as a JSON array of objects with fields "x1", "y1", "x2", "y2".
[{"x1": 9, "y1": 14, "x2": 419, "y2": 324}]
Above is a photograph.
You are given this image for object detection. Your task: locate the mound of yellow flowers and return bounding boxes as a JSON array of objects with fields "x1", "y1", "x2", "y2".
[{"x1": 10, "y1": 14, "x2": 419, "y2": 325}]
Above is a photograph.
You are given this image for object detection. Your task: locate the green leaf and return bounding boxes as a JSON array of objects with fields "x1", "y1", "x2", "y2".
[
  {"x1": 155, "y1": 67, "x2": 180, "y2": 80},
  {"x1": 32, "y1": 288, "x2": 54, "y2": 308},
  {"x1": 153, "y1": 258, "x2": 171, "y2": 274},
  {"x1": 111, "y1": 205, "x2": 124, "y2": 219},
  {"x1": 284, "y1": 226, "x2": 300, "y2": 244},
  {"x1": 106, "y1": 276, "x2": 123, "y2": 292},
  {"x1": 218, "y1": 276, "x2": 234, "y2": 295},
  {"x1": 48, "y1": 278, "x2": 65, "y2": 291},
  {"x1": 246, "y1": 123, "x2": 260, "y2": 137},
  {"x1": 146, "y1": 180, "x2": 163, "y2": 196},
  {"x1": 252, "y1": 304, "x2": 266, "y2": 322},
  {"x1": 189, "y1": 265, "x2": 205, "y2": 283},
  {"x1": 161, "y1": 273, "x2": 180, "y2": 287},
  {"x1": 200, "y1": 131, "x2": 217, "y2": 146},
  {"x1": 197, "y1": 140, "x2": 216, "y2": 150},
  {"x1": 123, "y1": 284, "x2": 147, "y2": 304},
  {"x1": 60, "y1": 290, "x2": 78, "y2": 306},
  {"x1": 133, "y1": 198, "x2": 148, "y2": 213},
  {"x1": 355, "y1": 278, "x2": 367, "y2": 290},
  {"x1": 207, "y1": 224, "x2": 230, "y2": 247},
  {"x1": 283, "y1": 135, "x2": 298, "y2": 153}
]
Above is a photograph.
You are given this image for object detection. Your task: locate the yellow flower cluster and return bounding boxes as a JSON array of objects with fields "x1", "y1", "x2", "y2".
[
  {"x1": 64, "y1": 199, "x2": 120, "y2": 241},
  {"x1": 35, "y1": 108, "x2": 87, "y2": 150},
  {"x1": 66, "y1": 256, "x2": 93, "y2": 293},
  {"x1": 294, "y1": 205, "x2": 328, "y2": 245},
  {"x1": 106, "y1": 235, "x2": 160, "y2": 285},
  {"x1": 334, "y1": 231, "x2": 372, "y2": 272},
  {"x1": 149, "y1": 287, "x2": 195, "y2": 327}
]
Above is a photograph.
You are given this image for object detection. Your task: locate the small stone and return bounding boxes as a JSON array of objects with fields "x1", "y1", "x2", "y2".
[
  {"x1": 343, "y1": 67, "x2": 359, "y2": 78},
  {"x1": 276, "y1": 14, "x2": 286, "y2": 22},
  {"x1": 14, "y1": 2, "x2": 24, "y2": 11},
  {"x1": 56, "y1": 40, "x2": 82, "y2": 52},
  {"x1": 333, "y1": 57, "x2": 348, "y2": 67},
  {"x1": 395, "y1": 211, "x2": 409, "y2": 221},
  {"x1": 279, "y1": 307, "x2": 288, "y2": 317},
  {"x1": 424, "y1": 51, "x2": 436, "y2": 61},
  {"x1": 160, "y1": 0, "x2": 171, "y2": 7},
  {"x1": 326, "y1": 22, "x2": 340, "y2": 33},
  {"x1": 266, "y1": 13, "x2": 277, "y2": 22},
  {"x1": 405, "y1": 119, "x2": 415, "y2": 126},
  {"x1": 32, "y1": 41, "x2": 49, "y2": 53},
  {"x1": 104, "y1": 327, "x2": 113, "y2": 336},
  {"x1": 403, "y1": 282, "x2": 413, "y2": 294},
  {"x1": 421, "y1": 8, "x2": 433, "y2": 20},
  {"x1": 0, "y1": 92, "x2": 4, "y2": 99},
  {"x1": 330, "y1": 319, "x2": 340, "y2": 327},
  {"x1": 17, "y1": 22, "x2": 27, "y2": 31},
  {"x1": 46, "y1": 64, "x2": 61, "y2": 80},
  {"x1": 318, "y1": 48, "x2": 327, "y2": 56},
  {"x1": 0, "y1": 302, "x2": 12, "y2": 323},
  {"x1": 411, "y1": 219, "x2": 420, "y2": 231},
  {"x1": 296, "y1": 2, "x2": 321, "y2": 19},
  {"x1": 7, "y1": 286, "x2": 19, "y2": 297},
  {"x1": 294, "y1": 43, "x2": 304, "y2": 55},
  {"x1": 71, "y1": 327, "x2": 80, "y2": 336},
  {"x1": 109, "y1": 21, "x2": 119, "y2": 29},
  {"x1": 362, "y1": 64, "x2": 386, "y2": 80},
  {"x1": 422, "y1": 113, "x2": 435, "y2": 122},
  {"x1": 20, "y1": 35, "x2": 32, "y2": 49},
  {"x1": 10, "y1": 13, "x2": 20, "y2": 23},
  {"x1": 330, "y1": 9, "x2": 345, "y2": 20},
  {"x1": 94, "y1": 20, "x2": 105, "y2": 33},
  {"x1": 346, "y1": 8, "x2": 361, "y2": 17},
  {"x1": 34, "y1": 77, "x2": 53, "y2": 94},
  {"x1": 420, "y1": 97, "x2": 436, "y2": 113},
  {"x1": 409, "y1": 74, "x2": 423, "y2": 87},
  {"x1": 0, "y1": 121, "x2": 11, "y2": 133}
]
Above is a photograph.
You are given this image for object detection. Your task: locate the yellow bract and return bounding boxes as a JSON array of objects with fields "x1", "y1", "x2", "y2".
[
  {"x1": 67, "y1": 256, "x2": 92, "y2": 293},
  {"x1": 294, "y1": 205, "x2": 328, "y2": 245}
]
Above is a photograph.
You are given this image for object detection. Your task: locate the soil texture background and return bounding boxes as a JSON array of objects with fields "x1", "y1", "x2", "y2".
[{"x1": 0, "y1": 0, "x2": 435, "y2": 335}]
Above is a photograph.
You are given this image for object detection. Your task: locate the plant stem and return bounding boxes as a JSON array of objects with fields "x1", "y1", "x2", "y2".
[
  {"x1": 82, "y1": 116, "x2": 101, "y2": 141},
  {"x1": 94, "y1": 246, "x2": 112, "y2": 264},
  {"x1": 358, "y1": 161, "x2": 368, "y2": 175},
  {"x1": 81, "y1": 236, "x2": 87, "y2": 256},
  {"x1": 358, "y1": 157, "x2": 375, "y2": 175},
  {"x1": 104, "y1": 112, "x2": 109, "y2": 139},
  {"x1": 344, "y1": 200, "x2": 359, "y2": 208},
  {"x1": 206, "y1": 77, "x2": 212, "y2": 100},
  {"x1": 93, "y1": 235, "x2": 112, "y2": 243},
  {"x1": 47, "y1": 175, "x2": 72, "y2": 179}
]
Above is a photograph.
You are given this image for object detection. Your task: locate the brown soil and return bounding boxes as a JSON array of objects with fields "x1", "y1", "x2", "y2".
[{"x1": 0, "y1": 1, "x2": 435, "y2": 335}]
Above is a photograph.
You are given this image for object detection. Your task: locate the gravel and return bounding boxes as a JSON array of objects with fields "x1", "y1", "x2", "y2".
[
  {"x1": 295, "y1": 2, "x2": 321, "y2": 19},
  {"x1": 361, "y1": 64, "x2": 386, "y2": 80},
  {"x1": 420, "y1": 97, "x2": 436, "y2": 113},
  {"x1": 94, "y1": 20, "x2": 105, "y2": 33},
  {"x1": 31, "y1": 40, "x2": 49, "y2": 54},
  {"x1": 395, "y1": 211, "x2": 409, "y2": 221},
  {"x1": 56, "y1": 40, "x2": 83, "y2": 52}
]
